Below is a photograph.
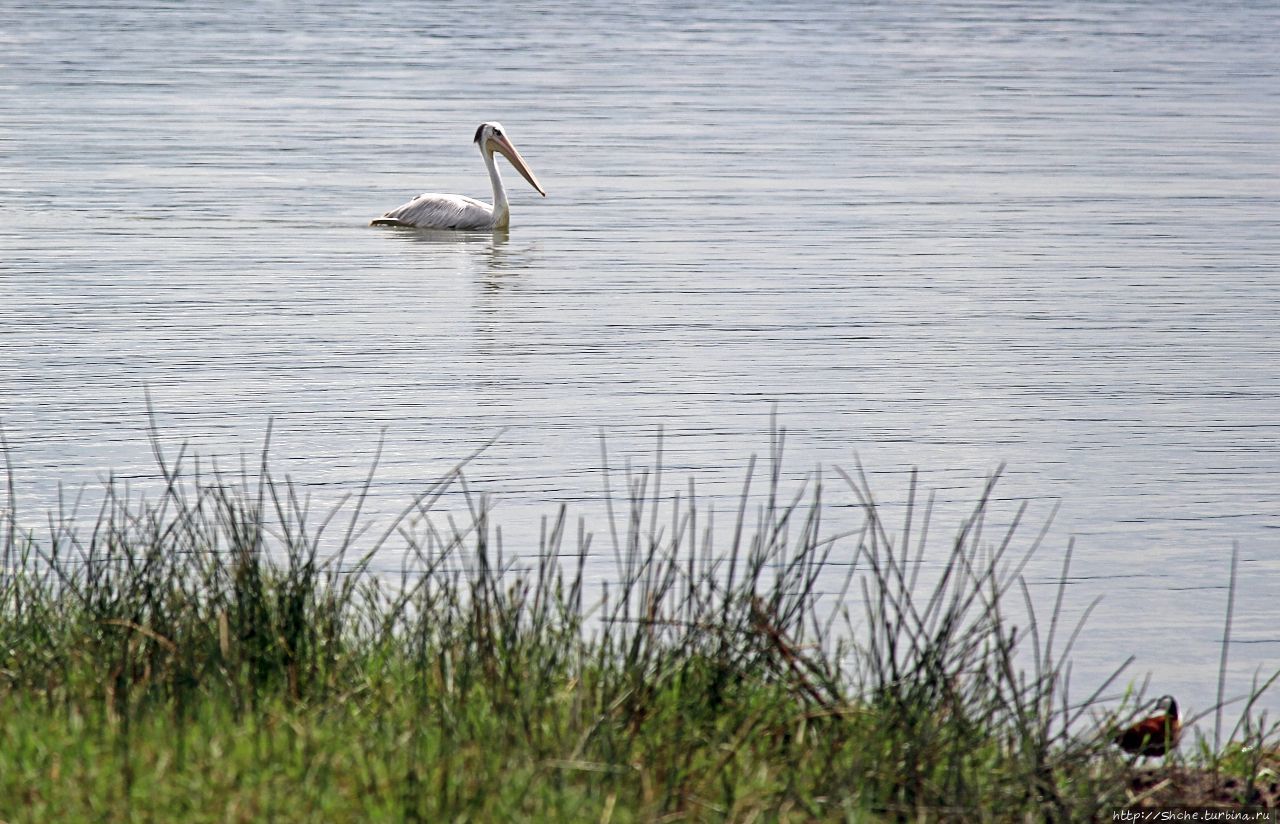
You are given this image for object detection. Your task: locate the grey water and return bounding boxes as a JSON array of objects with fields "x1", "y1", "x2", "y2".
[{"x1": 3, "y1": 1, "x2": 1279, "y2": 721}]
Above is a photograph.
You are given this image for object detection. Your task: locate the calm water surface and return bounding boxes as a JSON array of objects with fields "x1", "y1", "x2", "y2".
[{"x1": 3, "y1": 1, "x2": 1279, "y2": 717}]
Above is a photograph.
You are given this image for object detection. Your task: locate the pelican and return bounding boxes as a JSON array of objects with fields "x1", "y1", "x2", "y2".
[{"x1": 371, "y1": 122, "x2": 545, "y2": 230}]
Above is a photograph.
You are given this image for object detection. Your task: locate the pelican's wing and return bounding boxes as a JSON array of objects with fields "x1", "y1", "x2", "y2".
[{"x1": 371, "y1": 193, "x2": 494, "y2": 230}]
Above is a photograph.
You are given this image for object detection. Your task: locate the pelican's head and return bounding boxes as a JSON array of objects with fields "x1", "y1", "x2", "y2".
[{"x1": 474, "y1": 122, "x2": 546, "y2": 197}]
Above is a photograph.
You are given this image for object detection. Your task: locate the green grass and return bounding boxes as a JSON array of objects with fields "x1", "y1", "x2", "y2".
[{"x1": 0, "y1": 429, "x2": 1275, "y2": 822}]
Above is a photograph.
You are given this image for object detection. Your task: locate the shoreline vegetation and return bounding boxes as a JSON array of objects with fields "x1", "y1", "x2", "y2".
[{"x1": 1, "y1": 428, "x2": 1277, "y2": 821}]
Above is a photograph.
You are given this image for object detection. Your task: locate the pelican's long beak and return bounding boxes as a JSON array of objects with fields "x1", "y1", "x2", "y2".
[{"x1": 489, "y1": 134, "x2": 546, "y2": 197}]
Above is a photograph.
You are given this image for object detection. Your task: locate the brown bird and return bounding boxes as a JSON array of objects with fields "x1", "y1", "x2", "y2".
[{"x1": 1115, "y1": 695, "x2": 1181, "y2": 757}]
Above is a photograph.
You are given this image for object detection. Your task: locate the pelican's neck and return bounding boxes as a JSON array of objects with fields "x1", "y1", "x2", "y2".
[{"x1": 483, "y1": 146, "x2": 510, "y2": 229}]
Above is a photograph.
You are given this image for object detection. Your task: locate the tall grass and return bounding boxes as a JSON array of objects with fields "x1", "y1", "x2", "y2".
[{"x1": 0, "y1": 428, "x2": 1274, "y2": 821}]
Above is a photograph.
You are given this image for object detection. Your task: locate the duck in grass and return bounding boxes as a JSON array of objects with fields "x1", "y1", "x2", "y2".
[{"x1": 1115, "y1": 695, "x2": 1181, "y2": 757}]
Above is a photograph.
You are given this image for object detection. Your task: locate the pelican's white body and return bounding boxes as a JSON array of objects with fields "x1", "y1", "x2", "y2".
[
  {"x1": 374, "y1": 193, "x2": 505, "y2": 231},
  {"x1": 372, "y1": 123, "x2": 543, "y2": 231}
]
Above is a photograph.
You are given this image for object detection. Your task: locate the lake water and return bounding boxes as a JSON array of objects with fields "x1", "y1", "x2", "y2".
[{"x1": 3, "y1": 1, "x2": 1279, "y2": 723}]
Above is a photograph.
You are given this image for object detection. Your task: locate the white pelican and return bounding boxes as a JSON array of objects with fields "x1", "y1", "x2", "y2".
[{"x1": 371, "y1": 122, "x2": 545, "y2": 230}]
